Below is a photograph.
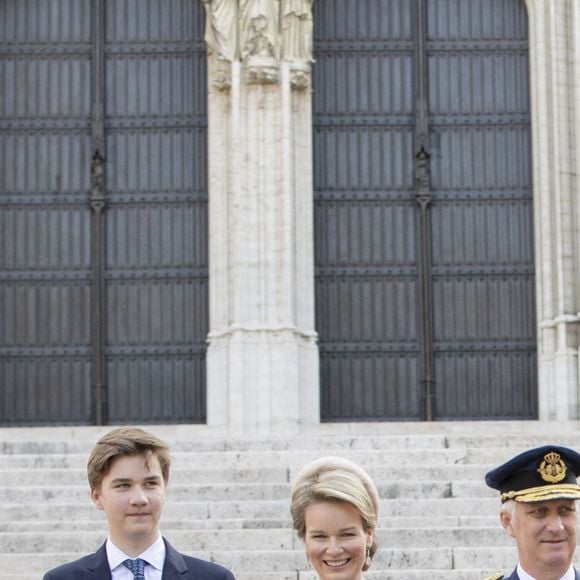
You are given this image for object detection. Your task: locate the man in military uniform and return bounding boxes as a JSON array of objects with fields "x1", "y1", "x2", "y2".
[{"x1": 484, "y1": 445, "x2": 580, "y2": 580}]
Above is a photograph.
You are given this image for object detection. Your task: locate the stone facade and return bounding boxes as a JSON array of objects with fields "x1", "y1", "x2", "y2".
[
  {"x1": 203, "y1": 0, "x2": 319, "y2": 435},
  {"x1": 529, "y1": 0, "x2": 580, "y2": 421},
  {"x1": 201, "y1": 0, "x2": 580, "y2": 433}
]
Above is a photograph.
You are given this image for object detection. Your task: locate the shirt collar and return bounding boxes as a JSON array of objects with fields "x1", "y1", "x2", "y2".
[
  {"x1": 517, "y1": 562, "x2": 575, "y2": 580},
  {"x1": 106, "y1": 535, "x2": 166, "y2": 572}
]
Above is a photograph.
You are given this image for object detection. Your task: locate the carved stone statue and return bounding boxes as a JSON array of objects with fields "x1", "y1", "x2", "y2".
[
  {"x1": 281, "y1": 0, "x2": 313, "y2": 62},
  {"x1": 202, "y1": 0, "x2": 313, "y2": 88},
  {"x1": 202, "y1": 0, "x2": 238, "y2": 61},
  {"x1": 239, "y1": 0, "x2": 280, "y2": 60}
]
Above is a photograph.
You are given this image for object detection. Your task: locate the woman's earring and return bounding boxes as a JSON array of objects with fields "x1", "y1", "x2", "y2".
[{"x1": 365, "y1": 546, "x2": 372, "y2": 567}]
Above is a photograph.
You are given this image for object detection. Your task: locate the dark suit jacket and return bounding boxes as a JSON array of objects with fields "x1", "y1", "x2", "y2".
[
  {"x1": 506, "y1": 567, "x2": 580, "y2": 579},
  {"x1": 43, "y1": 538, "x2": 235, "y2": 579}
]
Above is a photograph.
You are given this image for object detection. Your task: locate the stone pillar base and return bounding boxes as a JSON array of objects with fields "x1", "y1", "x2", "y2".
[{"x1": 207, "y1": 329, "x2": 319, "y2": 435}]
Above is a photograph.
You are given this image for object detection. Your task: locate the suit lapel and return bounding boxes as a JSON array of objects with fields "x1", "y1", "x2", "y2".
[
  {"x1": 80, "y1": 538, "x2": 189, "y2": 579},
  {"x1": 84, "y1": 543, "x2": 113, "y2": 579},
  {"x1": 162, "y1": 538, "x2": 188, "y2": 578}
]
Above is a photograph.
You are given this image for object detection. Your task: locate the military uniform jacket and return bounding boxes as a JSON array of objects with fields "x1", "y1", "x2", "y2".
[{"x1": 43, "y1": 538, "x2": 236, "y2": 580}]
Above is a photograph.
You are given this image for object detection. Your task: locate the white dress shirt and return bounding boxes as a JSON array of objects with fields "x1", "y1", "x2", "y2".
[
  {"x1": 517, "y1": 562, "x2": 575, "y2": 580},
  {"x1": 106, "y1": 535, "x2": 165, "y2": 580}
]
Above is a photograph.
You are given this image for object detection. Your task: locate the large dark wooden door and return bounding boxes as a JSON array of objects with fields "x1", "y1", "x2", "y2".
[
  {"x1": 0, "y1": 0, "x2": 208, "y2": 425},
  {"x1": 314, "y1": 0, "x2": 537, "y2": 421}
]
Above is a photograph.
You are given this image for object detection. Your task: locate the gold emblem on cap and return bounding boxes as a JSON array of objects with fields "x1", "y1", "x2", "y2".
[{"x1": 538, "y1": 451, "x2": 567, "y2": 484}]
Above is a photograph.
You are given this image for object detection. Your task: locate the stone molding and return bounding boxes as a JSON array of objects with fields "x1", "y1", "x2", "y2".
[
  {"x1": 202, "y1": 0, "x2": 314, "y2": 90},
  {"x1": 525, "y1": 0, "x2": 580, "y2": 420},
  {"x1": 204, "y1": 45, "x2": 318, "y2": 432}
]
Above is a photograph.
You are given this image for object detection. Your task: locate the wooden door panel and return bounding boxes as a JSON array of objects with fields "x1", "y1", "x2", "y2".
[
  {"x1": 314, "y1": 0, "x2": 536, "y2": 420},
  {"x1": 0, "y1": 0, "x2": 207, "y2": 425},
  {"x1": 314, "y1": 0, "x2": 419, "y2": 421},
  {"x1": 427, "y1": 0, "x2": 536, "y2": 418},
  {"x1": 0, "y1": 0, "x2": 92, "y2": 424},
  {"x1": 104, "y1": 0, "x2": 207, "y2": 423}
]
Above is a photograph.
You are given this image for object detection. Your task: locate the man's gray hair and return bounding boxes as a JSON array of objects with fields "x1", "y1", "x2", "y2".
[{"x1": 500, "y1": 499, "x2": 516, "y2": 519}]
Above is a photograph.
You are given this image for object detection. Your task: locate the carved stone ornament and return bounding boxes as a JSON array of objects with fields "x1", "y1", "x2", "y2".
[
  {"x1": 209, "y1": 54, "x2": 233, "y2": 90},
  {"x1": 239, "y1": 0, "x2": 280, "y2": 60},
  {"x1": 202, "y1": 0, "x2": 239, "y2": 61},
  {"x1": 289, "y1": 61, "x2": 311, "y2": 90},
  {"x1": 281, "y1": 0, "x2": 314, "y2": 63},
  {"x1": 415, "y1": 146, "x2": 431, "y2": 204},
  {"x1": 245, "y1": 55, "x2": 279, "y2": 84},
  {"x1": 202, "y1": 0, "x2": 314, "y2": 88},
  {"x1": 90, "y1": 148, "x2": 106, "y2": 204}
]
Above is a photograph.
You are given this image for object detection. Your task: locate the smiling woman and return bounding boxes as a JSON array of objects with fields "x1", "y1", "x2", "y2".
[{"x1": 290, "y1": 457, "x2": 379, "y2": 580}]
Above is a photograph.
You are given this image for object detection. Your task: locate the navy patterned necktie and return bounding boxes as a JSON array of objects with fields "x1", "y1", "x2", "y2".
[{"x1": 122, "y1": 558, "x2": 146, "y2": 580}]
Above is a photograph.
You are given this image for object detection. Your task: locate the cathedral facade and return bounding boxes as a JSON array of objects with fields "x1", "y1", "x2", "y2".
[{"x1": 1, "y1": 0, "x2": 579, "y2": 433}]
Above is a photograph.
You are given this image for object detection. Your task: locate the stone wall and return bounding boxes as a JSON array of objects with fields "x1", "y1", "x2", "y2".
[{"x1": 200, "y1": 0, "x2": 580, "y2": 433}]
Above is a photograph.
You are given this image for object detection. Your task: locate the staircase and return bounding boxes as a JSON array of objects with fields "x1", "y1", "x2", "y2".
[{"x1": 2, "y1": 421, "x2": 580, "y2": 579}]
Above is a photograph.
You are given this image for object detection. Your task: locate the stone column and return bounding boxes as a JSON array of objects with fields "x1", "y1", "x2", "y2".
[
  {"x1": 526, "y1": 0, "x2": 580, "y2": 420},
  {"x1": 571, "y1": 0, "x2": 580, "y2": 419},
  {"x1": 202, "y1": 0, "x2": 319, "y2": 434}
]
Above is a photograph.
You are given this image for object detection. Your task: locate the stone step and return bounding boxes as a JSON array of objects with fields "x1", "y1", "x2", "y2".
[
  {"x1": 0, "y1": 519, "x2": 242, "y2": 533},
  {"x1": 0, "y1": 514, "x2": 500, "y2": 533},
  {"x1": 0, "y1": 483, "x2": 294, "y2": 503},
  {"x1": 0, "y1": 463, "x2": 493, "y2": 485},
  {"x1": 0, "y1": 466, "x2": 290, "y2": 486},
  {"x1": 17, "y1": 545, "x2": 577, "y2": 575},
  {"x1": 0, "y1": 497, "x2": 501, "y2": 522},
  {"x1": 0, "y1": 445, "x2": 551, "y2": 470},
  {"x1": 0, "y1": 480, "x2": 495, "y2": 503},
  {"x1": 2, "y1": 424, "x2": 578, "y2": 578},
  {"x1": 4, "y1": 434, "x2": 457, "y2": 454},
  {"x1": 0, "y1": 527, "x2": 516, "y2": 553},
  {"x1": 2, "y1": 426, "x2": 580, "y2": 453},
  {"x1": 0, "y1": 529, "x2": 294, "y2": 553}
]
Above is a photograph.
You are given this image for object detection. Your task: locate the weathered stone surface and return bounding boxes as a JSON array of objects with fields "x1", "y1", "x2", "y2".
[{"x1": 3, "y1": 423, "x2": 580, "y2": 578}]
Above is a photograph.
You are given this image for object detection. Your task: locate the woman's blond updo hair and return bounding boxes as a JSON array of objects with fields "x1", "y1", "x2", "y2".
[{"x1": 290, "y1": 456, "x2": 379, "y2": 571}]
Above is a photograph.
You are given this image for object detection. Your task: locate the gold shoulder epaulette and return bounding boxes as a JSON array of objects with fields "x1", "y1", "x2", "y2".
[{"x1": 484, "y1": 574, "x2": 504, "y2": 580}]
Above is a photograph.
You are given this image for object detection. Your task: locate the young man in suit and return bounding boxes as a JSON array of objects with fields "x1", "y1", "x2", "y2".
[
  {"x1": 43, "y1": 427, "x2": 235, "y2": 579},
  {"x1": 484, "y1": 445, "x2": 580, "y2": 580}
]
